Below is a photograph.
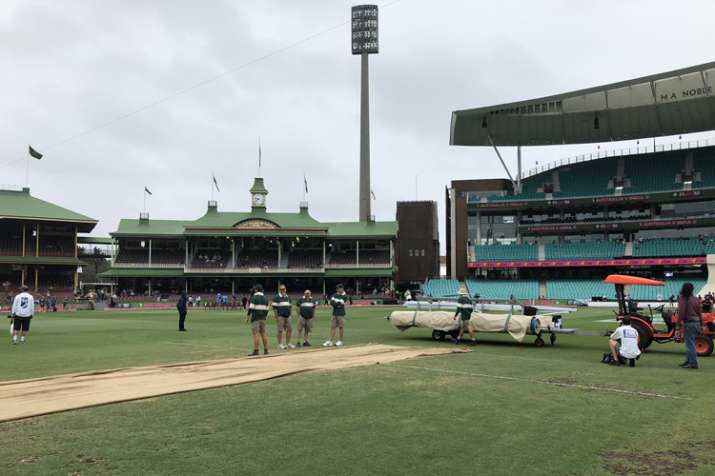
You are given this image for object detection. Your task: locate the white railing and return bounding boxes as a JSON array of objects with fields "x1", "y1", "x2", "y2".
[
  {"x1": 185, "y1": 266, "x2": 326, "y2": 274},
  {"x1": 325, "y1": 262, "x2": 392, "y2": 269},
  {"x1": 113, "y1": 263, "x2": 184, "y2": 269},
  {"x1": 521, "y1": 138, "x2": 714, "y2": 180}
]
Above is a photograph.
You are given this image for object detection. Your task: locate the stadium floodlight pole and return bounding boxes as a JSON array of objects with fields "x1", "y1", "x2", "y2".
[{"x1": 352, "y1": 5, "x2": 378, "y2": 222}]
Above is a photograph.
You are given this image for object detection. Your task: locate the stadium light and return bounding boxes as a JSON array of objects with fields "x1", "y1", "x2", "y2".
[{"x1": 352, "y1": 5, "x2": 378, "y2": 222}]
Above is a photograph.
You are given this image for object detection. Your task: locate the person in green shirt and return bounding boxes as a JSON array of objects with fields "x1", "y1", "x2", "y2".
[
  {"x1": 295, "y1": 289, "x2": 316, "y2": 347},
  {"x1": 272, "y1": 284, "x2": 294, "y2": 350},
  {"x1": 453, "y1": 287, "x2": 476, "y2": 344},
  {"x1": 246, "y1": 284, "x2": 269, "y2": 356},
  {"x1": 323, "y1": 284, "x2": 348, "y2": 347}
]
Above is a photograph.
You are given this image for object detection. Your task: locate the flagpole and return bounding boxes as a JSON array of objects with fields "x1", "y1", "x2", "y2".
[{"x1": 25, "y1": 156, "x2": 30, "y2": 188}]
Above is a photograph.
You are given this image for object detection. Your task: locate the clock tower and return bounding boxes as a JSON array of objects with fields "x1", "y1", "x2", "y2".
[{"x1": 249, "y1": 177, "x2": 268, "y2": 210}]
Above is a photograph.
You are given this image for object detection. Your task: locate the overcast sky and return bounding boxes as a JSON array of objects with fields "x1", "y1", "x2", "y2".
[{"x1": 2, "y1": 0, "x2": 715, "y2": 251}]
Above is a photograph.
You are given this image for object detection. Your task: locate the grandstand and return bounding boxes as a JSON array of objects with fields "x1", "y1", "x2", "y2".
[
  {"x1": 0, "y1": 187, "x2": 98, "y2": 295},
  {"x1": 101, "y1": 177, "x2": 400, "y2": 296},
  {"x1": 446, "y1": 61, "x2": 715, "y2": 304}
]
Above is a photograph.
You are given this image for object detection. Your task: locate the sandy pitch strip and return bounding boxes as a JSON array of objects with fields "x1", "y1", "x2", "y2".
[{"x1": 0, "y1": 344, "x2": 464, "y2": 422}]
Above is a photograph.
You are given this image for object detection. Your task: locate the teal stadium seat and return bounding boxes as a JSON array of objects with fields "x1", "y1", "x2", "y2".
[
  {"x1": 423, "y1": 279, "x2": 461, "y2": 297},
  {"x1": 692, "y1": 147, "x2": 715, "y2": 189},
  {"x1": 629, "y1": 279, "x2": 706, "y2": 301},
  {"x1": 473, "y1": 244, "x2": 538, "y2": 261},
  {"x1": 623, "y1": 151, "x2": 683, "y2": 194},
  {"x1": 545, "y1": 241, "x2": 624, "y2": 260},
  {"x1": 546, "y1": 280, "x2": 615, "y2": 300},
  {"x1": 465, "y1": 280, "x2": 538, "y2": 300},
  {"x1": 632, "y1": 238, "x2": 703, "y2": 257}
]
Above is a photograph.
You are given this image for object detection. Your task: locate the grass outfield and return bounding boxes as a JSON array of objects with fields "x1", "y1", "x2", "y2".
[{"x1": 1, "y1": 306, "x2": 714, "y2": 475}]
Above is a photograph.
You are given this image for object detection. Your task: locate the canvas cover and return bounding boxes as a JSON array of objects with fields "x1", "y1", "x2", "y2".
[
  {"x1": 389, "y1": 311, "x2": 555, "y2": 342},
  {"x1": 0, "y1": 344, "x2": 463, "y2": 423}
]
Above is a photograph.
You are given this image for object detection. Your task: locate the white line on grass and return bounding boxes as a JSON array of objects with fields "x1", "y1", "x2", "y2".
[{"x1": 388, "y1": 364, "x2": 692, "y2": 401}]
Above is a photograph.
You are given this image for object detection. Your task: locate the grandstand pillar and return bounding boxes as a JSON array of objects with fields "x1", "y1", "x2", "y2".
[
  {"x1": 184, "y1": 279, "x2": 188, "y2": 293},
  {"x1": 22, "y1": 223, "x2": 26, "y2": 257},
  {"x1": 231, "y1": 279, "x2": 235, "y2": 296},
  {"x1": 356, "y1": 240, "x2": 360, "y2": 266},
  {"x1": 148, "y1": 239, "x2": 152, "y2": 266},
  {"x1": 35, "y1": 224, "x2": 40, "y2": 257},
  {"x1": 322, "y1": 279, "x2": 326, "y2": 296},
  {"x1": 277, "y1": 240, "x2": 282, "y2": 268},
  {"x1": 475, "y1": 211, "x2": 481, "y2": 244},
  {"x1": 20, "y1": 267, "x2": 25, "y2": 287},
  {"x1": 148, "y1": 279, "x2": 152, "y2": 295},
  {"x1": 73, "y1": 271, "x2": 78, "y2": 292},
  {"x1": 231, "y1": 240, "x2": 236, "y2": 268},
  {"x1": 34, "y1": 268, "x2": 38, "y2": 292},
  {"x1": 516, "y1": 145, "x2": 522, "y2": 194},
  {"x1": 389, "y1": 239, "x2": 394, "y2": 267},
  {"x1": 185, "y1": 240, "x2": 189, "y2": 266},
  {"x1": 74, "y1": 225, "x2": 78, "y2": 258},
  {"x1": 322, "y1": 241, "x2": 326, "y2": 266}
]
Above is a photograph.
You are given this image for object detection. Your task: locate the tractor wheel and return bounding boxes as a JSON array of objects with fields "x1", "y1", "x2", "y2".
[
  {"x1": 695, "y1": 335, "x2": 714, "y2": 357},
  {"x1": 534, "y1": 336, "x2": 545, "y2": 347},
  {"x1": 431, "y1": 330, "x2": 445, "y2": 342},
  {"x1": 630, "y1": 321, "x2": 653, "y2": 351}
]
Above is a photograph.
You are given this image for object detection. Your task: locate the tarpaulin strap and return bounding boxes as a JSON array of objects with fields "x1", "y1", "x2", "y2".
[
  {"x1": 411, "y1": 311, "x2": 418, "y2": 327},
  {"x1": 503, "y1": 309, "x2": 512, "y2": 332}
]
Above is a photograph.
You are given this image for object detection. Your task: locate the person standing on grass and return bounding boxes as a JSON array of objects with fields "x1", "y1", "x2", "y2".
[
  {"x1": 246, "y1": 284, "x2": 269, "y2": 356},
  {"x1": 453, "y1": 287, "x2": 476, "y2": 344},
  {"x1": 295, "y1": 289, "x2": 316, "y2": 347},
  {"x1": 177, "y1": 292, "x2": 188, "y2": 332},
  {"x1": 10, "y1": 285, "x2": 34, "y2": 345},
  {"x1": 272, "y1": 284, "x2": 294, "y2": 350},
  {"x1": 324, "y1": 284, "x2": 348, "y2": 347},
  {"x1": 677, "y1": 282, "x2": 703, "y2": 369}
]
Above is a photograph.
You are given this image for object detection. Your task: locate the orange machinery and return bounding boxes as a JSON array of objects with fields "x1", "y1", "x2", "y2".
[{"x1": 604, "y1": 274, "x2": 715, "y2": 356}]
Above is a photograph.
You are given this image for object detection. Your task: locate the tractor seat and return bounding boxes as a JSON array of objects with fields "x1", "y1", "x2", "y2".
[{"x1": 661, "y1": 310, "x2": 675, "y2": 332}]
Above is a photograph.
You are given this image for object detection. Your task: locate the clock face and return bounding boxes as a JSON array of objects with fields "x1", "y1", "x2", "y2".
[{"x1": 253, "y1": 194, "x2": 265, "y2": 206}]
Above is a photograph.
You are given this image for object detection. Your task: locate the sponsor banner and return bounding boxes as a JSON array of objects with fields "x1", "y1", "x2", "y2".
[{"x1": 468, "y1": 257, "x2": 706, "y2": 268}]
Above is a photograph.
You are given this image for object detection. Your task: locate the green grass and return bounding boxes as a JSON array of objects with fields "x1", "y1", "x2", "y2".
[{"x1": 1, "y1": 306, "x2": 714, "y2": 475}]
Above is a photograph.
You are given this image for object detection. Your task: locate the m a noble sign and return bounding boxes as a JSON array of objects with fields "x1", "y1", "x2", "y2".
[{"x1": 351, "y1": 5, "x2": 378, "y2": 54}]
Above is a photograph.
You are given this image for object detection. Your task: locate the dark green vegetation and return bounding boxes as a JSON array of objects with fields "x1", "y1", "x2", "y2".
[{"x1": 1, "y1": 307, "x2": 713, "y2": 475}]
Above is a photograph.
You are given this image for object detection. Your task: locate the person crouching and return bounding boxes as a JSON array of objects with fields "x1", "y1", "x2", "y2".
[{"x1": 605, "y1": 316, "x2": 641, "y2": 366}]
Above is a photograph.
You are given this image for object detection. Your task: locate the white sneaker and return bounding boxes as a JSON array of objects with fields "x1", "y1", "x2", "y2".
[
  {"x1": 335, "y1": 340, "x2": 343, "y2": 347},
  {"x1": 279, "y1": 344, "x2": 287, "y2": 350},
  {"x1": 20, "y1": 336, "x2": 25, "y2": 343},
  {"x1": 322, "y1": 340, "x2": 333, "y2": 347},
  {"x1": 287, "y1": 343, "x2": 295, "y2": 349}
]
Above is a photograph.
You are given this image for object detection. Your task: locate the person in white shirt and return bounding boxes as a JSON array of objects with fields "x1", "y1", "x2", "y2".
[
  {"x1": 608, "y1": 316, "x2": 641, "y2": 366},
  {"x1": 11, "y1": 285, "x2": 35, "y2": 345}
]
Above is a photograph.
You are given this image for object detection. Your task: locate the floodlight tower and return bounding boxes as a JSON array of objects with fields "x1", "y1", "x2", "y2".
[{"x1": 352, "y1": 4, "x2": 378, "y2": 222}]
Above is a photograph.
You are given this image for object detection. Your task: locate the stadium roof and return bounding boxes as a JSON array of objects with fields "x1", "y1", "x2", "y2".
[
  {"x1": 112, "y1": 209, "x2": 397, "y2": 238},
  {"x1": 0, "y1": 187, "x2": 97, "y2": 232},
  {"x1": 451, "y1": 61, "x2": 715, "y2": 146}
]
